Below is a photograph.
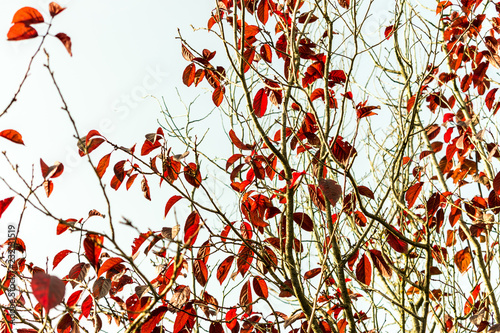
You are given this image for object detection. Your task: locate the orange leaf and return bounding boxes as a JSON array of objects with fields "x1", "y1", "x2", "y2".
[
  {"x1": 12, "y1": 7, "x2": 44, "y2": 25},
  {"x1": 96, "y1": 153, "x2": 111, "y2": 178},
  {"x1": 212, "y1": 86, "x2": 225, "y2": 106},
  {"x1": 7, "y1": 23, "x2": 38, "y2": 41},
  {"x1": 0, "y1": 129, "x2": 24, "y2": 145},
  {"x1": 183, "y1": 64, "x2": 196, "y2": 87},
  {"x1": 97, "y1": 257, "x2": 123, "y2": 277},
  {"x1": 454, "y1": 247, "x2": 471, "y2": 273},
  {"x1": 56, "y1": 33, "x2": 72, "y2": 56}
]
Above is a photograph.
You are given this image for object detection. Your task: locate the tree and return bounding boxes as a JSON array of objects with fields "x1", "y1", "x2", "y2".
[{"x1": 2, "y1": 0, "x2": 500, "y2": 332}]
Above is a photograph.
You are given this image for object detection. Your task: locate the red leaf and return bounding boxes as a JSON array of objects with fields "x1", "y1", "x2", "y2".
[
  {"x1": 405, "y1": 182, "x2": 423, "y2": 209},
  {"x1": 81, "y1": 294, "x2": 93, "y2": 317},
  {"x1": 7, "y1": 23, "x2": 37, "y2": 41},
  {"x1": 486, "y1": 88, "x2": 498, "y2": 111},
  {"x1": 96, "y1": 153, "x2": 111, "y2": 178},
  {"x1": 229, "y1": 129, "x2": 253, "y2": 150},
  {"x1": 387, "y1": 229, "x2": 409, "y2": 254},
  {"x1": 355, "y1": 253, "x2": 372, "y2": 285},
  {"x1": 49, "y1": 2, "x2": 66, "y2": 17},
  {"x1": 358, "y1": 186, "x2": 374, "y2": 199},
  {"x1": 83, "y1": 233, "x2": 103, "y2": 269},
  {"x1": 369, "y1": 249, "x2": 392, "y2": 278},
  {"x1": 318, "y1": 179, "x2": 342, "y2": 206},
  {"x1": 240, "y1": 280, "x2": 253, "y2": 314},
  {"x1": 304, "y1": 268, "x2": 322, "y2": 279},
  {"x1": 217, "y1": 256, "x2": 234, "y2": 285},
  {"x1": 141, "y1": 306, "x2": 168, "y2": 333},
  {"x1": 184, "y1": 211, "x2": 201, "y2": 246},
  {"x1": 53, "y1": 250, "x2": 72, "y2": 269},
  {"x1": 384, "y1": 25, "x2": 394, "y2": 40},
  {"x1": 0, "y1": 130, "x2": 24, "y2": 145},
  {"x1": 260, "y1": 44, "x2": 272, "y2": 63},
  {"x1": 183, "y1": 64, "x2": 196, "y2": 87},
  {"x1": 12, "y1": 7, "x2": 44, "y2": 25},
  {"x1": 184, "y1": 163, "x2": 202, "y2": 188},
  {"x1": 55, "y1": 33, "x2": 72, "y2": 56},
  {"x1": 237, "y1": 246, "x2": 253, "y2": 276},
  {"x1": 173, "y1": 304, "x2": 195, "y2": 333},
  {"x1": 164, "y1": 195, "x2": 183, "y2": 218},
  {"x1": 226, "y1": 308, "x2": 238, "y2": 329},
  {"x1": 253, "y1": 88, "x2": 268, "y2": 118},
  {"x1": 193, "y1": 259, "x2": 208, "y2": 287},
  {"x1": 97, "y1": 257, "x2": 123, "y2": 277},
  {"x1": 212, "y1": 86, "x2": 225, "y2": 106},
  {"x1": 357, "y1": 105, "x2": 380, "y2": 119},
  {"x1": 494, "y1": 171, "x2": 500, "y2": 194},
  {"x1": 337, "y1": 0, "x2": 350, "y2": 9},
  {"x1": 66, "y1": 290, "x2": 83, "y2": 308},
  {"x1": 31, "y1": 273, "x2": 65, "y2": 311},
  {"x1": 210, "y1": 322, "x2": 225, "y2": 333},
  {"x1": 292, "y1": 212, "x2": 314, "y2": 232},
  {"x1": 0, "y1": 197, "x2": 14, "y2": 219},
  {"x1": 253, "y1": 276, "x2": 268, "y2": 298}
]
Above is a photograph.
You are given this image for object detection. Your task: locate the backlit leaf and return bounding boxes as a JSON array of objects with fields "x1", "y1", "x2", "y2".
[
  {"x1": 12, "y1": 7, "x2": 44, "y2": 25},
  {"x1": 7, "y1": 23, "x2": 37, "y2": 41},
  {"x1": 355, "y1": 253, "x2": 371, "y2": 285},
  {"x1": 32, "y1": 273, "x2": 65, "y2": 311},
  {"x1": 0, "y1": 197, "x2": 14, "y2": 219},
  {"x1": 454, "y1": 247, "x2": 471, "y2": 273},
  {"x1": 0, "y1": 130, "x2": 24, "y2": 145},
  {"x1": 164, "y1": 195, "x2": 183, "y2": 218},
  {"x1": 405, "y1": 182, "x2": 423, "y2": 209},
  {"x1": 49, "y1": 2, "x2": 66, "y2": 17},
  {"x1": 253, "y1": 88, "x2": 268, "y2": 118},
  {"x1": 217, "y1": 256, "x2": 234, "y2": 284}
]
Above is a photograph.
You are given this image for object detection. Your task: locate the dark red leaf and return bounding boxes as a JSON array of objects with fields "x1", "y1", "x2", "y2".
[
  {"x1": 369, "y1": 249, "x2": 392, "y2": 278},
  {"x1": 253, "y1": 276, "x2": 268, "y2": 298},
  {"x1": 240, "y1": 280, "x2": 252, "y2": 314},
  {"x1": 292, "y1": 212, "x2": 314, "y2": 232},
  {"x1": 184, "y1": 211, "x2": 201, "y2": 246},
  {"x1": 141, "y1": 306, "x2": 168, "y2": 333},
  {"x1": 355, "y1": 253, "x2": 371, "y2": 285},
  {"x1": 32, "y1": 273, "x2": 65, "y2": 311},
  {"x1": 318, "y1": 179, "x2": 342, "y2": 206}
]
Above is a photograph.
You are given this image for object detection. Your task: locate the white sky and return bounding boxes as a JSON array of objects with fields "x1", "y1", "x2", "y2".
[{"x1": 0, "y1": 0, "x2": 230, "y2": 271}]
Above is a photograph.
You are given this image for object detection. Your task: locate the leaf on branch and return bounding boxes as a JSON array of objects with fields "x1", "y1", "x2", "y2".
[
  {"x1": 217, "y1": 256, "x2": 234, "y2": 285},
  {"x1": 454, "y1": 247, "x2": 471, "y2": 273},
  {"x1": 32, "y1": 273, "x2": 65, "y2": 311},
  {"x1": 337, "y1": 0, "x2": 350, "y2": 9},
  {"x1": 355, "y1": 253, "x2": 372, "y2": 285},
  {"x1": 384, "y1": 25, "x2": 394, "y2": 40},
  {"x1": 55, "y1": 33, "x2": 72, "y2": 56},
  {"x1": 7, "y1": 23, "x2": 38, "y2": 41},
  {"x1": 318, "y1": 178, "x2": 342, "y2": 206},
  {"x1": 240, "y1": 280, "x2": 253, "y2": 314},
  {"x1": 49, "y1": 2, "x2": 66, "y2": 17},
  {"x1": 12, "y1": 7, "x2": 44, "y2": 25},
  {"x1": 405, "y1": 182, "x2": 423, "y2": 209},
  {"x1": 183, "y1": 63, "x2": 196, "y2": 86},
  {"x1": 212, "y1": 86, "x2": 225, "y2": 106},
  {"x1": 253, "y1": 88, "x2": 268, "y2": 117},
  {"x1": 53, "y1": 249, "x2": 72, "y2": 269}
]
